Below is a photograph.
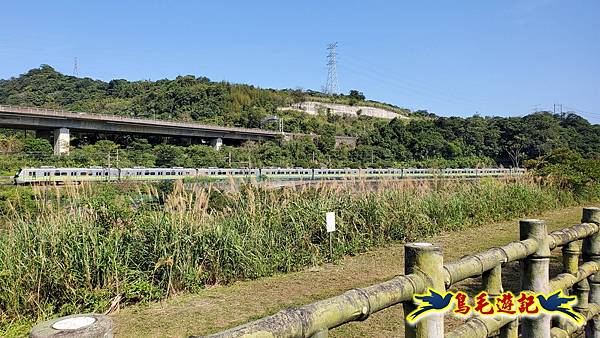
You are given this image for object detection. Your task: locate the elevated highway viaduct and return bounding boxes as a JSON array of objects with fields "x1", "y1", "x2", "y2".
[{"x1": 0, "y1": 105, "x2": 356, "y2": 155}]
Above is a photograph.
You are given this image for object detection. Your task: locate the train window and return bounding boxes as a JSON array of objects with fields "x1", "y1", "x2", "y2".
[{"x1": 166, "y1": 172, "x2": 171, "y2": 176}]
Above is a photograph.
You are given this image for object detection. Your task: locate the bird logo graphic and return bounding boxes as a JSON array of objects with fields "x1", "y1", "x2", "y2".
[
  {"x1": 407, "y1": 288, "x2": 454, "y2": 323},
  {"x1": 537, "y1": 290, "x2": 584, "y2": 324}
]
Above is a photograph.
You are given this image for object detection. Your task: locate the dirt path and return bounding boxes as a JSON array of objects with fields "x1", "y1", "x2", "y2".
[{"x1": 114, "y1": 206, "x2": 588, "y2": 337}]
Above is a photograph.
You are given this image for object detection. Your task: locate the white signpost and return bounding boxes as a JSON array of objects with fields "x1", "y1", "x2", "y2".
[
  {"x1": 326, "y1": 212, "x2": 336, "y2": 233},
  {"x1": 326, "y1": 212, "x2": 336, "y2": 259}
]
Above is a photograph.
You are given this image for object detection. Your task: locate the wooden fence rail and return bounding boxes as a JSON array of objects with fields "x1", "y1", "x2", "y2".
[{"x1": 197, "y1": 207, "x2": 600, "y2": 338}]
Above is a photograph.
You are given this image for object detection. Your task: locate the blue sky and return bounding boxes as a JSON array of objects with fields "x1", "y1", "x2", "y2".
[{"x1": 1, "y1": 1, "x2": 599, "y2": 123}]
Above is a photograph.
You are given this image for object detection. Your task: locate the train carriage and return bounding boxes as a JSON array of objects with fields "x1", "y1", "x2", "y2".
[
  {"x1": 196, "y1": 168, "x2": 260, "y2": 181},
  {"x1": 120, "y1": 167, "x2": 197, "y2": 181},
  {"x1": 15, "y1": 167, "x2": 120, "y2": 184},
  {"x1": 260, "y1": 168, "x2": 313, "y2": 180}
]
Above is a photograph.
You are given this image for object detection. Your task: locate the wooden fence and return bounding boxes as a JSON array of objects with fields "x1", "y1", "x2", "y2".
[{"x1": 198, "y1": 207, "x2": 600, "y2": 338}]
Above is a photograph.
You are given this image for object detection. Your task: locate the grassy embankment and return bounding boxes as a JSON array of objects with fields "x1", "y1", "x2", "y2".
[
  {"x1": 115, "y1": 206, "x2": 586, "y2": 337},
  {"x1": 0, "y1": 176, "x2": 596, "y2": 336}
]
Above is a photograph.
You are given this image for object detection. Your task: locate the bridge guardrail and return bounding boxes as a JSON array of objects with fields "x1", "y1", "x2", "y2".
[
  {"x1": 0, "y1": 104, "x2": 279, "y2": 136},
  {"x1": 199, "y1": 207, "x2": 600, "y2": 338}
]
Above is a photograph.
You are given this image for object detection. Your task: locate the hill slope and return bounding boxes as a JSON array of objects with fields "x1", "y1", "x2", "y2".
[{"x1": 0, "y1": 65, "x2": 401, "y2": 137}]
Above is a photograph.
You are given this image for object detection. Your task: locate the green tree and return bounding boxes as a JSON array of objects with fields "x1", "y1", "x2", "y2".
[
  {"x1": 348, "y1": 90, "x2": 365, "y2": 105},
  {"x1": 127, "y1": 139, "x2": 156, "y2": 167},
  {"x1": 186, "y1": 145, "x2": 224, "y2": 167},
  {"x1": 155, "y1": 144, "x2": 187, "y2": 167},
  {"x1": 22, "y1": 138, "x2": 52, "y2": 158}
]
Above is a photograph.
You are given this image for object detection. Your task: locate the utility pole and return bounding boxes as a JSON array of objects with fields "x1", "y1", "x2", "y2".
[
  {"x1": 325, "y1": 42, "x2": 339, "y2": 95},
  {"x1": 107, "y1": 153, "x2": 111, "y2": 181}
]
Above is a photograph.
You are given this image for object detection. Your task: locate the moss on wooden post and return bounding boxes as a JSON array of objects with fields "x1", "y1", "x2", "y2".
[
  {"x1": 556, "y1": 240, "x2": 580, "y2": 329},
  {"x1": 563, "y1": 241, "x2": 580, "y2": 275},
  {"x1": 583, "y1": 207, "x2": 600, "y2": 337},
  {"x1": 520, "y1": 219, "x2": 551, "y2": 338},
  {"x1": 404, "y1": 243, "x2": 445, "y2": 338},
  {"x1": 310, "y1": 328, "x2": 328, "y2": 338},
  {"x1": 482, "y1": 265, "x2": 503, "y2": 297},
  {"x1": 482, "y1": 265, "x2": 517, "y2": 338}
]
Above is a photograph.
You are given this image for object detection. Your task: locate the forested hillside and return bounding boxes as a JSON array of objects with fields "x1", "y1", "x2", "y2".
[
  {"x1": 0, "y1": 65, "x2": 388, "y2": 137},
  {"x1": 0, "y1": 65, "x2": 599, "y2": 173}
]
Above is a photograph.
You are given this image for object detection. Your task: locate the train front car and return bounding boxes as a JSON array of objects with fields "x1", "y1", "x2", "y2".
[
  {"x1": 14, "y1": 167, "x2": 59, "y2": 184},
  {"x1": 14, "y1": 167, "x2": 120, "y2": 184},
  {"x1": 14, "y1": 168, "x2": 29, "y2": 184}
]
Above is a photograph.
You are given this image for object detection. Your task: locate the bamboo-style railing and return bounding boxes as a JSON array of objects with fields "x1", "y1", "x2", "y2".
[{"x1": 197, "y1": 207, "x2": 600, "y2": 338}]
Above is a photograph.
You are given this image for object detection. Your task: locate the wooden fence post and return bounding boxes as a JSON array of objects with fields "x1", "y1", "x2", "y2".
[
  {"x1": 404, "y1": 243, "x2": 445, "y2": 338},
  {"x1": 555, "y1": 240, "x2": 581, "y2": 330},
  {"x1": 483, "y1": 265, "x2": 518, "y2": 338},
  {"x1": 520, "y1": 219, "x2": 551, "y2": 338},
  {"x1": 583, "y1": 207, "x2": 600, "y2": 337}
]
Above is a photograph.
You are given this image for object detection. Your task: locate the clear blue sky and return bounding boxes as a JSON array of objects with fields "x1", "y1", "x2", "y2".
[{"x1": 1, "y1": 0, "x2": 599, "y2": 123}]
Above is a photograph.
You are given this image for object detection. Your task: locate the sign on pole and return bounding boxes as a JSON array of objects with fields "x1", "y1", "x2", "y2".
[{"x1": 326, "y1": 212, "x2": 336, "y2": 233}]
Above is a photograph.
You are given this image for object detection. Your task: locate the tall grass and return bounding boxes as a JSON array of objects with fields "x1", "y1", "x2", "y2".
[{"x1": 0, "y1": 177, "x2": 586, "y2": 332}]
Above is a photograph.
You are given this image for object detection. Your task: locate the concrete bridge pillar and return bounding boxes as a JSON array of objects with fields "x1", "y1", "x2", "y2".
[
  {"x1": 53, "y1": 128, "x2": 70, "y2": 155},
  {"x1": 210, "y1": 137, "x2": 223, "y2": 151}
]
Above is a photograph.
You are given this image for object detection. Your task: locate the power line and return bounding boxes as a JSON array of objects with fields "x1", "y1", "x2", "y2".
[
  {"x1": 338, "y1": 61, "x2": 483, "y2": 111},
  {"x1": 325, "y1": 42, "x2": 339, "y2": 95},
  {"x1": 562, "y1": 105, "x2": 600, "y2": 119},
  {"x1": 341, "y1": 53, "x2": 491, "y2": 109}
]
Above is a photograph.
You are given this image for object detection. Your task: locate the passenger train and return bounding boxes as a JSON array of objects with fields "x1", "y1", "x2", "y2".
[{"x1": 13, "y1": 167, "x2": 526, "y2": 185}]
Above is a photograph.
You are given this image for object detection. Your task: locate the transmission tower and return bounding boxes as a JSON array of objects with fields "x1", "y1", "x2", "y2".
[
  {"x1": 325, "y1": 42, "x2": 339, "y2": 95},
  {"x1": 73, "y1": 57, "x2": 79, "y2": 77}
]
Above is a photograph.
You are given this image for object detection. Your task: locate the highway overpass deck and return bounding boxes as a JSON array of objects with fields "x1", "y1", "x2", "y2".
[
  {"x1": 0, "y1": 104, "x2": 279, "y2": 139},
  {"x1": 0, "y1": 105, "x2": 357, "y2": 155}
]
